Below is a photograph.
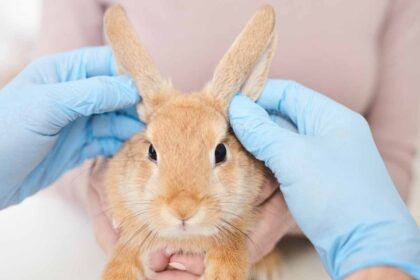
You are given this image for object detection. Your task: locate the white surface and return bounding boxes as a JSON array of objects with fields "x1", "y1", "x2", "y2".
[{"x1": 0, "y1": 188, "x2": 107, "y2": 280}]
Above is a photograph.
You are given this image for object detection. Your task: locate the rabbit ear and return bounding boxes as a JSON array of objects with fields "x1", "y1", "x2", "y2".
[
  {"x1": 206, "y1": 5, "x2": 276, "y2": 110},
  {"x1": 104, "y1": 5, "x2": 172, "y2": 122}
]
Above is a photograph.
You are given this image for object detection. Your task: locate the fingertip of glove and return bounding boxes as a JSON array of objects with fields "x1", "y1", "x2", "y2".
[
  {"x1": 79, "y1": 46, "x2": 117, "y2": 77},
  {"x1": 229, "y1": 94, "x2": 252, "y2": 116},
  {"x1": 113, "y1": 75, "x2": 141, "y2": 103},
  {"x1": 229, "y1": 94, "x2": 269, "y2": 120},
  {"x1": 83, "y1": 138, "x2": 123, "y2": 160}
]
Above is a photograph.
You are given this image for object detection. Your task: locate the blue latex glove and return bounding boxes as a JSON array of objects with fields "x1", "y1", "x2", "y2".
[
  {"x1": 229, "y1": 80, "x2": 420, "y2": 279},
  {"x1": 0, "y1": 47, "x2": 144, "y2": 209}
]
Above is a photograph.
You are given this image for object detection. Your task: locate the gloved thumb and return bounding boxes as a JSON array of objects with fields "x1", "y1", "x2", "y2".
[
  {"x1": 228, "y1": 94, "x2": 303, "y2": 173},
  {"x1": 42, "y1": 75, "x2": 140, "y2": 127}
]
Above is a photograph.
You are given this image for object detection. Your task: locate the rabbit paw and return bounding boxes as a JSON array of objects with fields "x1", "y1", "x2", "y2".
[
  {"x1": 204, "y1": 267, "x2": 247, "y2": 280},
  {"x1": 102, "y1": 248, "x2": 144, "y2": 280},
  {"x1": 204, "y1": 246, "x2": 248, "y2": 280}
]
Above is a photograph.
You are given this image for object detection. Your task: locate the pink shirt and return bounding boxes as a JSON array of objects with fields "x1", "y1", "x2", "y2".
[{"x1": 38, "y1": 0, "x2": 420, "y2": 204}]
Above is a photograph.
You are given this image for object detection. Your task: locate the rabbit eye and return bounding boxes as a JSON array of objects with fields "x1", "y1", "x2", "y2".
[
  {"x1": 215, "y1": 143, "x2": 227, "y2": 164},
  {"x1": 148, "y1": 144, "x2": 157, "y2": 162}
]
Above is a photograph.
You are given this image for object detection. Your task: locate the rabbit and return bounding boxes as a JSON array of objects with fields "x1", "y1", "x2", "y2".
[{"x1": 102, "y1": 4, "x2": 282, "y2": 280}]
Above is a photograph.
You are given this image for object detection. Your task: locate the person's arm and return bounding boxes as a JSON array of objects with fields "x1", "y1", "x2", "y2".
[
  {"x1": 37, "y1": 0, "x2": 105, "y2": 56},
  {"x1": 367, "y1": 0, "x2": 420, "y2": 200}
]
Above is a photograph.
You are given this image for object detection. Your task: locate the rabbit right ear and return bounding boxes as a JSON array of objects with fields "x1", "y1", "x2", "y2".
[
  {"x1": 205, "y1": 5, "x2": 276, "y2": 113},
  {"x1": 104, "y1": 5, "x2": 172, "y2": 122}
]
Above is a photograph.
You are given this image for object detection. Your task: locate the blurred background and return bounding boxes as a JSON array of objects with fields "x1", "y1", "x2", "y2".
[
  {"x1": 0, "y1": 0, "x2": 40, "y2": 87},
  {"x1": 0, "y1": 1, "x2": 419, "y2": 279}
]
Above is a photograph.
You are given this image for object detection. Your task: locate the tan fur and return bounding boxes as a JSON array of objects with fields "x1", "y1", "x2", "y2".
[
  {"x1": 250, "y1": 249, "x2": 283, "y2": 280},
  {"x1": 103, "y1": 5, "x2": 281, "y2": 280},
  {"x1": 206, "y1": 5, "x2": 277, "y2": 110},
  {"x1": 104, "y1": 5, "x2": 173, "y2": 122}
]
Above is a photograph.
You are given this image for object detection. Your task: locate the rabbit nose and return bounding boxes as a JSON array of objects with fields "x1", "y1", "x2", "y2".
[{"x1": 167, "y1": 192, "x2": 200, "y2": 221}]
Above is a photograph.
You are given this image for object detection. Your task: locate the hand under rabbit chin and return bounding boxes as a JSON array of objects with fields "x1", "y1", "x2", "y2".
[{"x1": 87, "y1": 158, "x2": 298, "y2": 279}]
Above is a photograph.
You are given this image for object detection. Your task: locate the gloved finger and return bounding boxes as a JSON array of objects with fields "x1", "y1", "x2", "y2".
[
  {"x1": 118, "y1": 106, "x2": 140, "y2": 120},
  {"x1": 269, "y1": 113, "x2": 297, "y2": 133},
  {"x1": 148, "y1": 270, "x2": 199, "y2": 280},
  {"x1": 169, "y1": 253, "x2": 205, "y2": 276},
  {"x1": 149, "y1": 250, "x2": 171, "y2": 272},
  {"x1": 44, "y1": 75, "x2": 140, "y2": 126},
  {"x1": 82, "y1": 138, "x2": 123, "y2": 159},
  {"x1": 257, "y1": 80, "x2": 348, "y2": 132},
  {"x1": 229, "y1": 95, "x2": 303, "y2": 168},
  {"x1": 89, "y1": 113, "x2": 144, "y2": 140},
  {"x1": 54, "y1": 46, "x2": 119, "y2": 78}
]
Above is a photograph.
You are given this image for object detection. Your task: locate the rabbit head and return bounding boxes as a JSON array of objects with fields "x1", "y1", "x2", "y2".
[{"x1": 104, "y1": 5, "x2": 276, "y2": 240}]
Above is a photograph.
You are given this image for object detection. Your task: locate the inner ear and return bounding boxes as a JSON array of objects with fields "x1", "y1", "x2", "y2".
[
  {"x1": 205, "y1": 5, "x2": 277, "y2": 111},
  {"x1": 240, "y1": 32, "x2": 276, "y2": 101}
]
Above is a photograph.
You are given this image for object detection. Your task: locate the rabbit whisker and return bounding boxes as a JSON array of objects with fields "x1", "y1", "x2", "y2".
[
  {"x1": 119, "y1": 222, "x2": 151, "y2": 252},
  {"x1": 221, "y1": 218, "x2": 256, "y2": 247}
]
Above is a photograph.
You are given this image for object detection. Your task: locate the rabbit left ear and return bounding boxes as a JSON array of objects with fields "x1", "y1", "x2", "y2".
[
  {"x1": 104, "y1": 5, "x2": 172, "y2": 122},
  {"x1": 205, "y1": 5, "x2": 277, "y2": 110}
]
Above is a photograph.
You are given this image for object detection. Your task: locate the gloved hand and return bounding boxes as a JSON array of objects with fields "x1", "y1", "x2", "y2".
[
  {"x1": 229, "y1": 80, "x2": 420, "y2": 279},
  {"x1": 0, "y1": 47, "x2": 144, "y2": 209}
]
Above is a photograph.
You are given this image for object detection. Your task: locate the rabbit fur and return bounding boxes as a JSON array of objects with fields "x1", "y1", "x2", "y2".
[{"x1": 102, "y1": 4, "x2": 282, "y2": 280}]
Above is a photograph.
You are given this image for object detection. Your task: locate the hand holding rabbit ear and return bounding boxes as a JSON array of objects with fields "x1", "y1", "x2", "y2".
[
  {"x1": 229, "y1": 79, "x2": 420, "y2": 279},
  {"x1": 0, "y1": 46, "x2": 144, "y2": 208}
]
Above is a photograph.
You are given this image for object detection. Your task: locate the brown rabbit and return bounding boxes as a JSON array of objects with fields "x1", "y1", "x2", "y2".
[{"x1": 103, "y1": 4, "x2": 282, "y2": 280}]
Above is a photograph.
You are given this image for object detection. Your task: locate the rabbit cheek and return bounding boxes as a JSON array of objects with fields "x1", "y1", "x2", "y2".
[
  {"x1": 213, "y1": 148, "x2": 261, "y2": 217},
  {"x1": 112, "y1": 157, "x2": 156, "y2": 223}
]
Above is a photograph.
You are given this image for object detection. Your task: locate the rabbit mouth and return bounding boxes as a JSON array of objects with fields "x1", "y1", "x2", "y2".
[
  {"x1": 155, "y1": 207, "x2": 216, "y2": 237},
  {"x1": 157, "y1": 223, "x2": 219, "y2": 238}
]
